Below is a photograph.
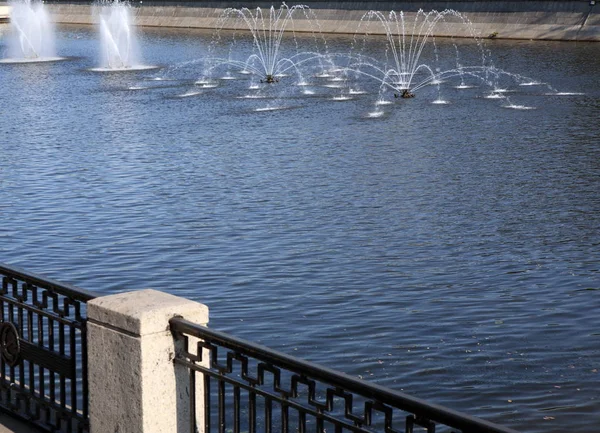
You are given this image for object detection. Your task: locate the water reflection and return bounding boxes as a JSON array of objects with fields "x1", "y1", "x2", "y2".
[{"x1": 0, "y1": 25, "x2": 599, "y2": 433}]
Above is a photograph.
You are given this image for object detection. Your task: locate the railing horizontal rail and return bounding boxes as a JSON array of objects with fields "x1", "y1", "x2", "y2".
[
  {"x1": 170, "y1": 317, "x2": 520, "y2": 433},
  {"x1": 0, "y1": 264, "x2": 96, "y2": 304}
]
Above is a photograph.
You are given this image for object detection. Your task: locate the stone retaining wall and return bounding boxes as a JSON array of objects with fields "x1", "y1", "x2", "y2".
[
  {"x1": 0, "y1": 4, "x2": 10, "y2": 22},
  {"x1": 7, "y1": 1, "x2": 600, "y2": 40}
]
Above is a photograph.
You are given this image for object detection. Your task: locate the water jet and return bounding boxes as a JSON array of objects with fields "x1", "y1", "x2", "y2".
[
  {"x1": 91, "y1": 0, "x2": 155, "y2": 71},
  {"x1": 0, "y1": 0, "x2": 62, "y2": 63}
]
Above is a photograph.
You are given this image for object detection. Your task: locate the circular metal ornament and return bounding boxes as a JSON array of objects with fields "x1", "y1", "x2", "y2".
[{"x1": 0, "y1": 322, "x2": 21, "y2": 367}]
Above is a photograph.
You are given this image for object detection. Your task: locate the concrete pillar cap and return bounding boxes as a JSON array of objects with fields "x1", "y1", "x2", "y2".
[{"x1": 88, "y1": 289, "x2": 209, "y2": 336}]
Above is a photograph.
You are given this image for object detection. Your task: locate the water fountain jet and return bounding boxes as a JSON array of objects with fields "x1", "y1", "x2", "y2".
[
  {"x1": 0, "y1": 0, "x2": 62, "y2": 63},
  {"x1": 349, "y1": 9, "x2": 489, "y2": 98},
  {"x1": 91, "y1": 0, "x2": 155, "y2": 72},
  {"x1": 206, "y1": 3, "x2": 328, "y2": 88}
]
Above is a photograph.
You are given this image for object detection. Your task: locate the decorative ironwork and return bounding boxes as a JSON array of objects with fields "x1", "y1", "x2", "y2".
[
  {"x1": 170, "y1": 317, "x2": 521, "y2": 433},
  {"x1": 0, "y1": 322, "x2": 21, "y2": 367},
  {"x1": 0, "y1": 263, "x2": 96, "y2": 432}
]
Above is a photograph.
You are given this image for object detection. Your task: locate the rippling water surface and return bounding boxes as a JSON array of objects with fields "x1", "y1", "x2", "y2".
[{"x1": 1, "y1": 24, "x2": 600, "y2": 433}]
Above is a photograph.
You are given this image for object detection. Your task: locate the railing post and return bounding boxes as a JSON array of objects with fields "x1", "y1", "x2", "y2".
[{"x1": 86, "y1": 289, "x2": 208, "y2": 433}]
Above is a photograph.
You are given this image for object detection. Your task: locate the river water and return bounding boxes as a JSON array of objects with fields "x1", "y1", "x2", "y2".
[{"x1": 1, "y1": 22, "x2": 600, "y2": 433}]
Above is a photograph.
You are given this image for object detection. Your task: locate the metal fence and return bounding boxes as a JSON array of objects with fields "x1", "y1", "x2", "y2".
[
  {"x1": 0, "y1": 264, "x2": 96, "y2": 433},
  {"x1": 170, "y1": 317, "x2": 520, "y2": 433},
  {"x1": 0, "y1": 264, "x2": 521, "y2": 433}
]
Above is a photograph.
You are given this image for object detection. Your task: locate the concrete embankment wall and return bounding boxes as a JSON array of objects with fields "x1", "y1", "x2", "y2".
[
  {"x1": 0, "y1": 4, "x2": 10, "y2": 22},
  {"x1": 30, "y1": 1, "x2": 600, "y2": 41}
]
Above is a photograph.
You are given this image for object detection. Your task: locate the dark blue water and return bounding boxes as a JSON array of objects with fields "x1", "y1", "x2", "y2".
[{"x1": 1, "y1": 23, "x2": 600, "y2": 433}]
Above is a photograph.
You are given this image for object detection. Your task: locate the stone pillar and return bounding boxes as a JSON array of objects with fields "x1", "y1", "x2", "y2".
[{"x1": 87, "y1": 289, "x2": 209, "y2": 433}]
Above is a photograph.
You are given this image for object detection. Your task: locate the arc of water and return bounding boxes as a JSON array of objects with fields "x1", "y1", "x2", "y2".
[
  {"x1": 274, "y1": 51, "x2": 324, "y2": 76},
  {"x1": 10, "y1": 0, "x2": 49, "y2": 59},
  {"x1": 115, "y1": 6, "x2": 131, "y2": 65},
  {"x1": 362, "y1": 9, "x2": 469, "y2": 92},
  {"x1": 100, "y1": 17, "x2": 125, "y2": 68},
  {"x1": 33, "y1": 4, "x2": 49, "y2": 57},
  {"x1": 399, "y1": 10, "x2": 443, "y2": 89},
  {"x1": 256, "y1": 6, "x2": 284, "y2": 75},
  {"x1": 5, "y1": 0, "x2": 58, "y2": 61},
  {"x1": 96, "y1": 1, "x2": 139, "y2": 70},
  {"x1": 12, "y1": 18, "x2": 39, "y2": 58},
  {"x1": 230, "y1": 4, "x2": 299, "y2": 77},
  {"x1": 215, "y1": 4, "x2": 330, "y2": 84},
  {"x1": 232, "y1": 8, "x2": 266, "y2": 75}
]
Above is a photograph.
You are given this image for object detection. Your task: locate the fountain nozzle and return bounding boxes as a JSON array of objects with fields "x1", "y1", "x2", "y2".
[
  {"x1": 262, "y1": 75, "x2": 279, "y2": 84},
  {"x1": 396, "y1": 89, "x2": 415, "y2": 98}
]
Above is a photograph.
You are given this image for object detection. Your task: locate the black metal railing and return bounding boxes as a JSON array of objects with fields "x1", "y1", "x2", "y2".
[
  {"x1": 170, "y1": 317, "x2": 520, "y2": 433},
  {"x1": 0, "y1": 264, "x2": 96, "y2": 433},
  {"x1": 0, "y1": 263, "x2": 522, "y2": 433}
]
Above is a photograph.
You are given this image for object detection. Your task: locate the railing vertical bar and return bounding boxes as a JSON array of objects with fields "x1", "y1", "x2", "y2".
[
  {"x1": 8, "y1": 296, "x2": 25, "y2": 416},
  {"x1": 59, "y1": 321, "x2": 66, "y2": 408},
  {"x1": 218, "y1": 379, "x2": 225, "y2": 433},
  {"x1": 9, "y1": 363, "x2": 15, "y2": 411},
  {"x1": 37, "y1": 310, "x2": 45, "y2": 423},
  {"x1": 190, "y1": 368, "x2": 196, "y2": 433},
  {"x1": 38, "y1": 365, "x2": 45, "y2": 423},
  {"x1": 58, "y1": 319, "x2": 66, "y2": 433},
  {"x1": 5, "y1": 363, "x2": 10, "y2": 410},
  {"x1": 67, "y1": 411, "x2": 73, "y2": 433},
  {"x1": 205, "y1": 373, "x2": 211, "y2": 433},
  {"x1": 265, "y1": 397, "x2": 272, "y2": 433},
  {"x1": 282, "y1": 402, "x2": 289, "y2": 433},
  {"x1": 1, "y1": 295, "x2": 5, "y2": 406},
  {"x1": 249, "y1": 389, "x2": 256, "y2": 433},
  {"x1": 15, "y1": 298, "x2": 25, "y2": 411},
  {"x1": 8, "y1": 289, "x2": 14, "y2": 323},
  {"x1": 299, "y1": 410, "x2": 306, "y2": 433},
  {"x1": 16, "y1": 289, "x2": 23, "y2": 339},
  {"x1": 233, "y1": 386, "x2": 240, "y2": 433},
  {"x1": 49, "y1": 316, "x2": 56, "y2": 407},
  {"x1": 27, "y1": 357, "x2": 34, "y2": 416},
  {"x1": 27, "y1": 307, "x2": 34, "y2": 417},
  {"x1": 317, "y1": 412, "x2": 324, "y2": 433},
  {"x1": 70, "y1": 325, "x2": 77, "y2": 414}
]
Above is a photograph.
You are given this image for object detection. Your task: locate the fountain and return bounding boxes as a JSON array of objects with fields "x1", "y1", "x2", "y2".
[
  {"x1": 323, "y1": 7, "x2": 556, "y2": 112},
  {"x1": 92, "y1": 0, "x2": 154, "y2": 71},
  {"x1": 203, "y1": 3, "x2": 326, "y2": 85},
  {"x1": 345, "y1": 9, "x2": 493, "y2": 98},
  {"x1": 0, "y1": 0, "x2": 62, "y2": 63},
  {"x1": 140, "y1": 4, "x2": 560, "y2": 113}
]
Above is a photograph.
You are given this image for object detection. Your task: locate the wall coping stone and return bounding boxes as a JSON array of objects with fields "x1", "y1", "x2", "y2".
[{"x1": 88, "y1": 288, "x2": 209, "y2": 336}]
